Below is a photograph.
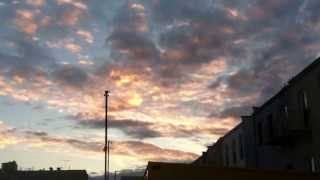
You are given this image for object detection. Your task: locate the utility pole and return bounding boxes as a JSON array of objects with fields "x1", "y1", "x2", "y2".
[
  {"x1": 108, "y1": 140, "x2": 111, "y2": 180},
  {"x1": 104, "y1": 91, "x2": 109, "y2": 180}
]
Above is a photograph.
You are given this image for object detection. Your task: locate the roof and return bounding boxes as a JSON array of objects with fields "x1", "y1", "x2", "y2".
[
  {"x1": 17, "y1": 170, "x2": 87, "y2": 174},
  {"x1": 253, "y1": 56, "x2": 320, "y2": 115},
  {"x1": 289, "y1": 56, "x2": 320, "y2": 84},
  {"x1": 219, "y1": 121, "x2": 243, "y2": 140},
  {"x1": 15, "y1": 170, "x2": 88, "y2": 178}
]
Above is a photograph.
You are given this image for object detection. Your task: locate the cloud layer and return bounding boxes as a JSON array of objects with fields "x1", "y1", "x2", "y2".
[{"x1": 0, "y1": 0, "x2": 320, "y2": 172}]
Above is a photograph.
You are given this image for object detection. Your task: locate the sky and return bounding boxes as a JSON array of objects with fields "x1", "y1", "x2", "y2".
[{"x1": 0, "y1": 0, "x2": 320, "y2": 175}]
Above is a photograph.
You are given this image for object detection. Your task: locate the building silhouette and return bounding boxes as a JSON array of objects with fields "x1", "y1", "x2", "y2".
[
  {"x1": 144, "y1": 161, "x2": 320, "y2": 180},
  {"x1": 0, "y1": 161, "x2": 88, "y2": 180},
  {"x1": 120, "y1": 175, "x2": 143, "y2": 180},
  {"x1": 194, "y1": 57, "x2": 320, "y2": 172}
]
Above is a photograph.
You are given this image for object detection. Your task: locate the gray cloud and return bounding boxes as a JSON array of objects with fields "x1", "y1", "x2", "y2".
[
  {"x1": 68, "y1": 114, "x2": 161, "y2": 139},
  {"x1": 69, "y1": 113, "x2": 228, "y2": 139},
  {"x1": 23, "y1": 129, "x2": 198, "y2": 162},
  {"x1": 79, "y1": 118, "x2": 161, "y2": 139},
  {"x1": 52, "y1": 65, "x2": 90, "y2": 89}
]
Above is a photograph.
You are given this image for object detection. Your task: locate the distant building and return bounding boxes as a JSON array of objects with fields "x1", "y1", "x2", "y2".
[
  {"x1": 144, "y1": 161, "x2": 320, "y2": 180},
  {"x1": 120, "y1": 175, "x2": 143, "y2": 180},
  {"x1": 1, "y1": 161, "x2": 18, "y2": 173},
  {"x1": 0, "y1": 161, "x2": 88, "y2": 180},
  {"x1": 14, "y1": 170, "x2": 88, "y2": 180},
  {"x1": 194, "y1": 57, "x2": 320, "y2": 172}
]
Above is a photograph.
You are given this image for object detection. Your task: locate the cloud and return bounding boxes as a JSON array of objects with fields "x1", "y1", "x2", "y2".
[
  {"x1": 0, "y1": 122, "x2": 19, "y2": 148},
  {"x1": 46, "y1": 39, "x2": 82, "y2": 54},
  {"x1": 112, "y1": 141, "x2": 197, "y2": 162},
  {"x1": 26, "y1": 0, "x2": 45, "y2": 7},
  {"x1": 112, "y1": 2, "x2": 149, "y2": 33},
  {"x1": 108, "y1": 31, "x2": 159, "y2": 63},
  {"x1": 76, "y1": 30, "x2": 94, "y2": 43},
  {"x1": 26, "y1": 130, "x2": 197, "y2": 162},
  {"x1": 1, "y1": 0, "x2": 320, "y2": 172},
  {"x1": 70, "y1": 113, "x2": 229, "y2": 139},
  {"x1": 59, "y1": 7, "x2": 83, "y2": 26},
  {"x1": 0, "y1": 36, "x2": 55, "y2": 84},
  {"x1": 0, "y1": 122, "x2": 197, "y2": 164},
  {"x1": 76, "y1": 117, "x2": 162, "y2": 139},
  {"x1": 14, "y1": 9, "x2": 39, "y2": 35},
  {"x1": 56, "y1": 0, "x2": 88, "y2": 10}
]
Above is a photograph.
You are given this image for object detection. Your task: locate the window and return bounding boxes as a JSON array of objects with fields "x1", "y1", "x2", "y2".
[
  {"x1": 281, "y1": 105, "x2": 289, "y2": 119},
  {"x1": 239, "y1": 134, "x2": 244, "y2": 160},
  {"x1": 316, "y1": 157, "x2": 320, "y2": 172},
  {"x1": 267, "y1": 114, "x2": 274, "y2": 139},
  {"x1": 280, "y1": 105, "x2": 288, "y2": 133},
  {"x1": 257, "y1": 122, "x2": 263, "y2": 145},
  {"x1": 225, "y1": 145, "x2": 230, "y2": 167},
  {"x1": 285, "y1": 105, "x2": 289, "y2": 119},
  {"x1": 309, "y1": 156, "x2": 320, "y2": 173},
  {"x1": 232, "y1": 139, "x2": 237, "y2": 164},
  {"x1": 299, "y1": 90, "x2": 310, "y2": 128},
  {"x1": 309, "y1": 157, "x2": 316, "y2": 173},
  {"x1": 318, "y1": 73, "x2": 320, "y2": 87}
]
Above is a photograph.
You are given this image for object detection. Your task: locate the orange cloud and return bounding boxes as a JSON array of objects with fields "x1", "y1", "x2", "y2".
[
  {"x1": 0, "y1": 122, "x2": 19, "y2": 149},
  {"x1": 65, "y1": 42, "x2": 82, "y2": 53},
  {"x1": 46, "y1": 39, "x2": 82, "y2": 54},
  {"x1": 14, "y1": 9, "x2": 38, "y2": 35},
  {"x1": 26, "y1": 0, "x2": 45, "y2": 7},
  {"x1": 60, "y1": 8, "x2": 83, "y2": 26},
  {"x1": 56, "y1": 0, "x2": 87, "y2": 10},
  {"x1": 76, "y1": 30, "x2": 94, "y2": 43}
]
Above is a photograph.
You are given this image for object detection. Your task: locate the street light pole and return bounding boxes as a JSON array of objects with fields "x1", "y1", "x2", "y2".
[{"x1": 104, "y1": 91, "x2": 109, "y2": 180}]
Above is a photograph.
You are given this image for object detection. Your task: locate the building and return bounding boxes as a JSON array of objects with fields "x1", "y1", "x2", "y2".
[
  {"x1": 120, "y1": 175, "x2": 144, "y2": 180},
  {"x1": 194, "y1": 123, "x2": 245, "y2": 168},
  {"x1": 0, "y1": 161, "x2": 88, "y2": 180},
  {"x1": 193, "y1": 57, "x2": 320, "y2": 172},
  {"x1": 250, "y1": 56, "x2": 320, "y2": 171},
  {"x1": 144, "y1": 161, "x2": 320, "y2": 180},
  {"x1": 1, "y1": 161, "x2": 18, "y2": 173},
  {"x1": 194, "y1": 120, "x2": 247, "y2": 169}
]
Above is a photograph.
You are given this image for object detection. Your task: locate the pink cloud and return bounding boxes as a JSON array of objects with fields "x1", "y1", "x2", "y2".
[{"x1": 76, "y1": 30, "x2": 94, "y2": 43}]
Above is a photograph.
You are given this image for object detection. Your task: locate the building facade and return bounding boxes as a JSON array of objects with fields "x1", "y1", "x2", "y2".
[{"x1": 194, "y1": 57, "x2": 320, "y2": 172}]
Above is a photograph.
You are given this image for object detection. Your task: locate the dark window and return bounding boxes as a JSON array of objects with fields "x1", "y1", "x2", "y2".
[
  {"x1": 257, "y1": 122, "x2": 263, "y2": 145},
  {"x1": 316, "y1": 157, "x2": 320, "y2": 172},
  {"x1": 239, "y1": 134, "x2": 244, "y2": 160},
  {"x1": 284, "y1": 105, "x2": 289, "y2": 119},
  {"x1": 232, "y1": 139, "x2": 237, "y2": 164},
  {"x1": 299, "y1": 90, "x2": 310, "y2": 128},
  {"x1": 225, "y1": 145, "x2": 229, "y2": 167},
  {"x1": 280, "y1": 105, "x2": 288, "y2": 133},
  {"x1": 309, "y1": 157, "x2": 316, "y2": 173},
  {"x1": 267, "y1": 114, "x2": 274, "y2": 139}
]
